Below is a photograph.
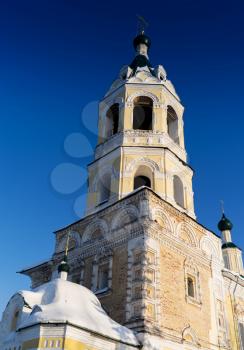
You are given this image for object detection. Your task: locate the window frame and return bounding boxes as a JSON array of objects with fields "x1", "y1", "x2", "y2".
[
  {"x1": 133, "y1": 96, "x2": 153, "y2": 131},
  {"x1": 184, "y1": 259, "x2": 201, "y2": 306},
  {"x1": 92, "y1": 254, "x2": 113, "y2": 295}
]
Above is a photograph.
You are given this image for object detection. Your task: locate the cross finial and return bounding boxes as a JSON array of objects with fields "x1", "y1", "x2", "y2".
[
  {"x1": 65, "y1": 230, "x2": 71, "y2": 257},
  {"x1": 220, "y1": 200, "x2": 225, "y2": 215},
  {"x1": 136, "y1": 14, "x2": 149, "y2": 34}
]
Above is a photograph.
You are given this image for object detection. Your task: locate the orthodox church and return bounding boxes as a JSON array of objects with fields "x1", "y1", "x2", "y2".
[{"x1": 1, "y1": 31, "x2": 244, "y2": 350}]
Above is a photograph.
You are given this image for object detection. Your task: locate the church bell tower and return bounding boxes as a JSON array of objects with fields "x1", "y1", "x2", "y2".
[
  {"x1": 86, "y1": 32, "x2": 195, "y2": 219},
  {"x1": 18, "y1": 29, "x2": 244, "y2": 350}
]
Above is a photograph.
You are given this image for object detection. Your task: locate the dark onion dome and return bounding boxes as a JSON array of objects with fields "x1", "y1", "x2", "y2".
[
  {"x1": 129, "y1": 54, "x2": 153, "y2": 72},
  {"x1": 58, "y1": 255, "x2": 70, "y2": 273},
  {"x1": 218, "y1": 214, "x2": 233, "y2": 232},
  {"x1": 222, "y1": 242, "x2": 237, "y2": 249},
  {"x1": 133, "y1": 32, "x2": 151, "y2": 50}
]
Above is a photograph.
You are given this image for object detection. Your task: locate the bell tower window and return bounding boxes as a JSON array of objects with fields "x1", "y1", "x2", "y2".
[
  {"x1": 133, "y1": 165, "x2": 153, "y2": 190},
  {"x1": 133, "y1": 96, "x2": 153, "y2": 130},
  {"x1": 173, "y1": 175, "x2": 185, "y2": 208},
  {"x1": 99, "y1": 173, "x2": 111, "y2": 204},
  {"x1": 105, "y1": 103, "x2": 119, "y2": 139},
  {"x1": 134, "y1": 175, "x2": 151, "y2": 190},
  {"x1": 167, "y1": 106, "x2": 179, "y2": 144}
]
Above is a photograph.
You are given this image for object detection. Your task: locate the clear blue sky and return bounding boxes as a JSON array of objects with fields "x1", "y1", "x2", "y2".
[{"x1": 0, "y1": 0, "x2": 244, "y2": 314}]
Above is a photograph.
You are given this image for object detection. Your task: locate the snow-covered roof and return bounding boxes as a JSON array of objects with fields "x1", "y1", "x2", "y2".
[{"x1": 18, "y1": 278, "x2": 139, "y2": 346}]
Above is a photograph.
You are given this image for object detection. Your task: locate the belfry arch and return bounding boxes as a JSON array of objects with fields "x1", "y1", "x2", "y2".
[
  {"x1": 104, "y1": 103, "x2": 119, "y2": 139},
  {"x1": 133, "y1": 96, "x2": 153, "y2": 131},
  {"x1": 133, "y1": 165, "x2": 153, "y2": 190},
  {"x1": 173, "y1": 175, "x2": 185, "y2": 208},
  {"x1": 167, "y1": 106, "x2": 179, "y2": 144}
]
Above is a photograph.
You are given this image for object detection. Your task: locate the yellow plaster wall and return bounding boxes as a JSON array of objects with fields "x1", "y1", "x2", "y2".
[
  {"x1": 224, "y1": 294, "x2": 238, "y2": 350},
  {"x1": 23, "y1": 337, "x2": 93, "y2": 350},
  {"x1": 87, "y1": 155, "x2": 121, "y2": 209},
  {"x1": 159, "y1": 245, "x2": 212, "y2": 347},
  {"x1": 96, "y1": 245, "x2": 128, "y2": 324},
  {"x1": 63, "y1": 337, "x2": 94, "y2": 350},
  {"x1": 22, "y1": 338, "x2": 40, "y2": 350}
]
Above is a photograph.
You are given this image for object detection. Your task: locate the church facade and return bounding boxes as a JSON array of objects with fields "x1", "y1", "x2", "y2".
[{"x1": 1, "y1": 32, "x2": 244, "y2": 350}]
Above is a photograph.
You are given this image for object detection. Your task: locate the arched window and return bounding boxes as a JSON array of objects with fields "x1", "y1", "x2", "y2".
[
  {"x1": 167, "y1": 106, "x2": 179, "y2": 144},
  {"x1": 133, "y1": 165, "x2": 153, "y2": 190},
  {"x1": 91, "y1": 228, "x2": 103, "y2": 241},
  {"x1": 99, "y1": 173, "x2": 111, "y2": 203},
  {"x1": 187, "y1": 277, "x2": 195, "y2": 298},
  {"x1": 105, "y1": 103, "x2": 119, "y2": 139},
  {"x1": 173, "y1": 175, "x2": 185, "y2": 208},
  {"x1": 134, "y1": 175, "x2": 151, "y2": 190},
  {"x1": 97, "y1": 262, "x2": 109, "y2": 290},
  {"x1": 133, "y1": 96, "x2": 153, "y2": 130},
  {"x1": 67, "y1": 237, "x2": 76, "y2": 251}
]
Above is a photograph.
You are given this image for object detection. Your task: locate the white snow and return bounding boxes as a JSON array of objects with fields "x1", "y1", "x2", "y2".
[{"x1": 19, "y1": 278, "x2": 139, "y2": 346}]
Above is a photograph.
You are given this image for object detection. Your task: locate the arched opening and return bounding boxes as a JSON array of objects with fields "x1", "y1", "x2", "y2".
[
  {"x1": 187, "y1": 276, "x2": 195, "y2": 298},
  {"x1": 97, "y1": 262, "x2": 109, "y2": 290},
  {"x1": 133, "y1": 96, "x2": 153, "y2": 130},
  {"x1": 133, "y1": 165, "x2": 153, "y2": 190},
  {"x1": 105, "y1": 103, "x2": 119, "y2": 139},
  {"x1": 99, "y1": 173, "x2": 111, "y2": 203},
  {"x1": 68, "y1": 238, "x2": 76, "y2": 251},
  {"x1": 173, "y1": 175, "x2": 185, "y2": 208},
  {"x1": 134, "y1": 175, "x2": 151, "y2": 190},
  {"x1": 167, "y1": 106, "x2": 179, "y2": 144},
  {"x1": 91, "y1": 228, "x2": 103, "y2": 241}
]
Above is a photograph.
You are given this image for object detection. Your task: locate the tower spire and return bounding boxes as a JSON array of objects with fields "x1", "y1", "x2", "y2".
[
  {"x1": 218, "y1": 209, "x2": 243, "y2": 274},
  {"x1": 136, "y1": 15, "x2": 149, "y2": 34},
  {"x1": 58, "y1": 231, "x2": 70, "y2": 280},
  {"x1": 218, "y1": 208, "x2": 233, "y2": 239},
  {"x1": 220, "y1": 199, "x2": 225, "y2": 214}
]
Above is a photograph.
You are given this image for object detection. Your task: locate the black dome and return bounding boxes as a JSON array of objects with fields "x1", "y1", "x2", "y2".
[
  {"x1": 218, "y1": 214, "x2": 233, "y2": 231},
  {"x1": 58, "y1": 255, "x2": 70, "y2": 273},
  {"x1": 222, "y1": 242, "x2": 237, "y2": 249},
  {"x1": 133, "y1": 33, "x2": 151, "y2": 50},
  {"x1": 130, "y1": 54, "x2": 152, "y2": 70}
]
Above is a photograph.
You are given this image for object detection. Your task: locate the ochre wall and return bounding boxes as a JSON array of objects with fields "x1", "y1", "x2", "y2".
[{"x1": 160, "y1": 245, "x2": 212, "y2": 346}]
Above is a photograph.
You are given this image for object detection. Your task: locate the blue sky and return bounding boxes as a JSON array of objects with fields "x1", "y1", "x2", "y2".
[{"x1": 0, "y1": 0, "x2": 244, "y2": 314}]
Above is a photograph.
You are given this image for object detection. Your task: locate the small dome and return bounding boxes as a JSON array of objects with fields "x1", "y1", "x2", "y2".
[
  {"x1": 130, "y1": 54, "x2": 152, "y2": 71},
  {"x1": 222, "y1": 242, "x2": 237, "y2": 249},
  {"x1": 218, "y1": 214, "x2": 233, "y2": 231},
  {"x1": 133, "y1": 32, "x2": 151, "y2": 50},
  {"x1": 58, "y1": 256, "x2": 70, "y2": 273}
]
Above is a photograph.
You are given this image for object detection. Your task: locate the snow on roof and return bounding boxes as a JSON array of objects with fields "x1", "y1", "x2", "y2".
[{"x1": 19, "y1": 278, "x2": 139, "y2": 346}]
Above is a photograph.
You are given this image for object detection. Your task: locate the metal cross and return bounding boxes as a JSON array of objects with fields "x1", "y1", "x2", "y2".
[
  {"x1": 136, "y1": 14, "x2": 149, "y2": 34},
  {"x1": 65, "y1": 230, "x2": 71, "y2": 256},
  {"x1": 220, "y1": 200, "x2": 225, "y2": 214}
]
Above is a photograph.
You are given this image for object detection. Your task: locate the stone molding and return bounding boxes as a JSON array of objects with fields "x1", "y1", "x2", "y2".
[{"x1": 126, "y1": 90, "x2": 161, "y2": 107}]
